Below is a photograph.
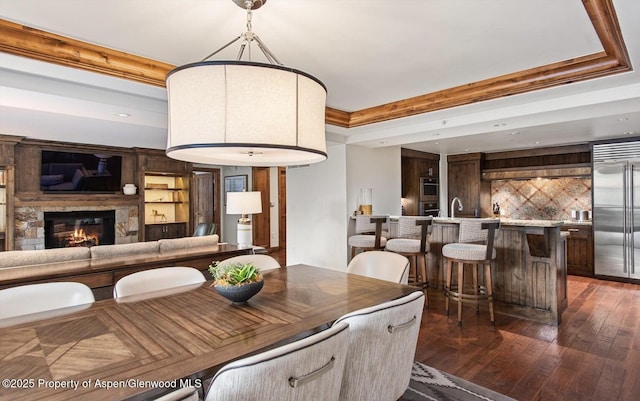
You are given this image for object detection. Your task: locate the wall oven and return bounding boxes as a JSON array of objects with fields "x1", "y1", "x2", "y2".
[{"x1": 420, "y1": 177, "x2": 438, "y2": 202}]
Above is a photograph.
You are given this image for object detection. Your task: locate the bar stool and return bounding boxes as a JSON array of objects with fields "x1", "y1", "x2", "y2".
[
  {"x1": 348, "y1": 215, "x2": 389, "y2": 259},
  {"x1": 442, "y1": 219, "x2": 500, "y2": 325},
  {"x1": 385, "y1": 217, "x2": 432, "y2": 307}
]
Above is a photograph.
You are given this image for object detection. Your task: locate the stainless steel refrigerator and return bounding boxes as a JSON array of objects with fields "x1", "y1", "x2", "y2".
[{"x1": 592, "y1": 142, "x2": 640, "y2": 280}]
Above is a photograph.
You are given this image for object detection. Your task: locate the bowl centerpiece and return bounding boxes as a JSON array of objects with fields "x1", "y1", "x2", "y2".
[{"x1": 209, "y1": 261, "x2": 264, "y2": 304}]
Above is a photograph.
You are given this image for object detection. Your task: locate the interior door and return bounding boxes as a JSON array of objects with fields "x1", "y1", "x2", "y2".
[
  {"x1": 252, "y1": 167, "x2": 270, "y2": 248},
  {"x1": 191, "y1": 170, "x2": 221, "y2": 235}
]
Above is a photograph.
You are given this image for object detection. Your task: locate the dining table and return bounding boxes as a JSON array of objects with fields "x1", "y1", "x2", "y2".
[{"x1": 0, "y1": 264, "x2": 418, "y2": 401}]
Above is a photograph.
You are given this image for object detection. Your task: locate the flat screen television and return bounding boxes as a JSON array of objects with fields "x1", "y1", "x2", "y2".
[{"x1": 41, "y1": 150, "x2": 123, "y2": 193}]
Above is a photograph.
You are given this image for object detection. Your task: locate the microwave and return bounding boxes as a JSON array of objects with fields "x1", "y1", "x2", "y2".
[{"x1": 420, "y1": 177, "x2": 438, "y2": 202}]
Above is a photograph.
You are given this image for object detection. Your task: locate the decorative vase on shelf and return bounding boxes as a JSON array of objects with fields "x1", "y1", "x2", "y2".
[{"x1": 123, "y1": 184, "x2": 137, "y2": 195}]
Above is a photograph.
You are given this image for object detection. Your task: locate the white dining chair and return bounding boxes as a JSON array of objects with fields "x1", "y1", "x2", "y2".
[
  {"x1": 203, "y1": 321, "x2": 350, "y2": 401},
  {"x1": 215, "y1": 254, "x2": 281, "y2": 272},
  {"x1": 332, "y1": 291, "x2": 425, "y2": 401},
  {"x1": 346, "y1": 250, "x2": 410, "y2": 284},
  {"x1": 113, "y1": 266, "x2": 206, "y2": 298},
  {"x1": 0, "y1": 282, "x2": 95, "y2": 320}
]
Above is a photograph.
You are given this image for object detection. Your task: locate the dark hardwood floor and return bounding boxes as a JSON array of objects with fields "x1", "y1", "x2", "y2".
[
  {"x1": 269, "y1": 248, "x2": 640, "y2": 400},
  {"x1": 417, "y1": 275, "x2": 640, "y2": 401}
]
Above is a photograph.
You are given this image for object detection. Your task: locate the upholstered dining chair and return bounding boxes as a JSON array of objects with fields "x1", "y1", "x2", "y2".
[
  {"x1": 347, "y1": 214, "x2": 390, "y2": 259},
  {"x1": 442, "y1": 218, "x2": 500, "y2": 325},
  {"x1": 332, "y1": 291, "x2": 425, "y2": 401},
  {"x1": 385, "y1": 216, "x2": 433, "y2": 307},
  {"x1": 346, "y1": 250, "x2": 410, "y2": 284},
  {"x1": 0, "y1": 282, "x2": 95, "y2": 320},
  {"x1": 215, "y1": 254, "x2": 281, "y2": 272},
  {"x1": 113, "y1": 266, "x2": 206, "y2": 298},
  {"x1": 203, "y1": 321, "x2": 350, "y2": 401}
]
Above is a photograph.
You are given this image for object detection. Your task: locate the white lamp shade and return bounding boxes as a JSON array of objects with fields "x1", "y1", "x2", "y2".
[
  {"x1": 166, "y1": 61, "x2": 327, "y2": 167},
  {"x1": 226, "y1": 191, "x2": 262, "y2": 215}
]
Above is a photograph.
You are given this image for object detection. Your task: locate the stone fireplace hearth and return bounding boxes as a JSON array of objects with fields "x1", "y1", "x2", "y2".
[{"x1": 15, "y1": 205, "x2": 138, "y2": 250}]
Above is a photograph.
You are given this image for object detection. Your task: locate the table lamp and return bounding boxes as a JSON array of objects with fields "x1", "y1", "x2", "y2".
[{"x1": 226, "y1": 191, "x2": 262, "y2": 248}]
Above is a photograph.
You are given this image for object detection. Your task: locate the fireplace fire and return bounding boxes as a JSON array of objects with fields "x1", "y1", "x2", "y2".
[{"x1": 44, "y1": 210, "x2": 116, "y2": 249}]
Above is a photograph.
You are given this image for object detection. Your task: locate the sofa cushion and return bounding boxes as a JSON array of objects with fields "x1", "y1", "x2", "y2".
[
  {"x1": 90, "y1": 241, "x2": 160, "y2": 259},
  {"x1": 40, "y1": 174, "x2": 65, "y2": 187},
  {"x1": 158, "y1": 234, "x2": 220, "y2": 254},
  {"x1": 0, "y1": 247, "x2": 91, "y2": 269}
]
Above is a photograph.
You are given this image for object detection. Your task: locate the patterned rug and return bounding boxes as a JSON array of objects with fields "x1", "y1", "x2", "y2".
[{"x1": 401, "y1": 361, "x2": 518, "y2": 401}]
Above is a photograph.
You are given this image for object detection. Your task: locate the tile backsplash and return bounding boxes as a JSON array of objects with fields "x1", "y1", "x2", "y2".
[{"x1": 491, "y1": 177, "x2": 591, "y2": 220}]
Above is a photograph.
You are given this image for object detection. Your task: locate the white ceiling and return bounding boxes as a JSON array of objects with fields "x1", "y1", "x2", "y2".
[{"x1": 0, "y1": 0, "x2": 639, "y2": 156}]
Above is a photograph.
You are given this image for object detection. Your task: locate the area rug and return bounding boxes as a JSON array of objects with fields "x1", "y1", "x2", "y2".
[{"x1": 400, "y1": 361, "x2": 518, "y2": 401}]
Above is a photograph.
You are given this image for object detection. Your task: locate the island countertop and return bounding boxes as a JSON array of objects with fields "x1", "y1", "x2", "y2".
[{"x1": 432, "y1": 217, "x2": 565, "y2": 227}]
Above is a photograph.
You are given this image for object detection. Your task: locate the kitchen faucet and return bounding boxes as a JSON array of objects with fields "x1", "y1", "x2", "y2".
[{"x1": 451, "y1": 197, "x2": 463, "y2": 218}]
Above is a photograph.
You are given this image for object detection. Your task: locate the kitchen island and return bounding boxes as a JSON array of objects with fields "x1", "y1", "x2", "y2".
[{"x1": 427, "y1": 218, "x2": 567, "y2": 325}]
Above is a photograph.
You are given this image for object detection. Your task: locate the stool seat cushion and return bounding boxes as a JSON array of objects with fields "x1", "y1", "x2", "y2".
[
  {"x1": 385, "y1": 238, "x2": 429, "y2": 253},
  {"x1": 348, "y1": 235, "x2": 387, "y2": 248},
  {"x1": 442, "y1": 243, "x2": 496, "y2": 261}
]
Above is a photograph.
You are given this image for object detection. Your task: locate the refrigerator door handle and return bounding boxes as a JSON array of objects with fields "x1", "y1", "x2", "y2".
[
  {"x1": 631, "y1": 164, "x2": 636, "y2": 274},
  {"x1": 624, "y1": 165, "x2": 629, "y2": 274}
]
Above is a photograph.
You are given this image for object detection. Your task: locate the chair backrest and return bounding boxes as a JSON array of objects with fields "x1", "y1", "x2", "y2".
[
  {"x1": 458, "y1": 218, "x2": 500, "y2": 259},
  {"x1": 113, "y1": 266, "x2": 206, "y2": 298},
  {"x1": 333, "y1": 291, "x2": 425, "y2": 401},
  {"x1": 0, "y1": 282, "x2": 95, "y2": 320},
  {"x1": 204, "y1": 321, "x2": 350, "y2": 401},
  {"x1": 347, "y1": 251, "x2": 410, "y2": 284},
  {"x1": 354, "y1": 214, "x2": 389, "y2": 234},
  {"x1": 396, "y1": 216, "x2": 433, "y2": 253},
  {"x1": 193, "y1": 222, "x2": 217, "y2": 236},
  {"x1": 216, "y1": 254, "x2": 281, "y2": 272}
]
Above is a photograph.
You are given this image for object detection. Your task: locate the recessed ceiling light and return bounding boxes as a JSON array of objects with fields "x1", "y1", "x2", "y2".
[
  {"x1": 379, "y1": 141, "x2": 388, "y2": 144},
  {"x1": 535, "y1": 141, "x2": 541, "y2": 144},
  {"x1": 618, "y1": 117, "x2": 629, "y2": 122},
  {"x1": 115, "y1": 112, "x2": 131, "y2": 118},
  {"x1": 624, "y1": 131, "x2": 636, "y2": 135},
  {"x1": 510, "y1": 131, "x2": 520, "y2": 135},
  {"x1": 493, "y1": 123, "x2": 506, "y2": 127}
]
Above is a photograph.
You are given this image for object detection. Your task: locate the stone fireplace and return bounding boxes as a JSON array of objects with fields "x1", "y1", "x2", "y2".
[{"x1": 15, "y1": 205, "x2": 138, "y2": 250}]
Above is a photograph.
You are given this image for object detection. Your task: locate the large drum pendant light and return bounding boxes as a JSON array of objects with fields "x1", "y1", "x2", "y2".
[{"x1": 166, "y1": 0, "x2": 327, "y2": 167}]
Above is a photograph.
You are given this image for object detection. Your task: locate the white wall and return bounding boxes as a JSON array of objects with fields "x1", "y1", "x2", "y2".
[
  {"x1": 346, "y1": 145, "x2": 402, "y2": 217},
  {"x1": 269, "y1": 167, "x2": 279, "y2": 247},
  {"x1": 287, "y1": 144, "x2": 348, "y2": 270},
  {"x1": 287, "y1": 144, "x2": 403, "y2": 271}
]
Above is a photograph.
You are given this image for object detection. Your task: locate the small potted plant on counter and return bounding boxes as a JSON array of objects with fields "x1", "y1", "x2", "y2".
[{"x1": 209, "y1": 261, "x2": 264, "y2": 304}]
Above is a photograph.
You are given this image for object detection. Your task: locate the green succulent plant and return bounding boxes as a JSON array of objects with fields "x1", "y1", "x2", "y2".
[{"x1": 209, "y1": 261, "x2": 262, "y2": 286}]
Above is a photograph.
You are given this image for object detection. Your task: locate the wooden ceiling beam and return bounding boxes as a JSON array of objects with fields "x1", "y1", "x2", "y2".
[{"x1": 0, "y1": 0, "x2": 631, "y2": 129}]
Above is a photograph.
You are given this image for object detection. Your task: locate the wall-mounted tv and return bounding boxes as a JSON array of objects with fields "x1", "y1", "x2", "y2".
[{"x1": 41, "y1": 150, "x2": 123, "y2": 193}]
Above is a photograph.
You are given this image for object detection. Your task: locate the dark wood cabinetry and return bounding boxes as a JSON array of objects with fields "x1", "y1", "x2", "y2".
[
  {"x1": 401, "y1": 149, "x2": 439, "y2": 216},
  {"x1": 447, "y1": 153, "x2": 491, "y2": 217},
  {"x1": 145, "y1": 222, "x2": 187, "y2": 241},
  {"x1": 562, "y1": 224, "x2": 594, "y2": 277}
]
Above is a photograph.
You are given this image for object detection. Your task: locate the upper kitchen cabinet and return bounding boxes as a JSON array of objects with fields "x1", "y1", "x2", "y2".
[
  {"x1": 447, "y1": 153, "x2": 490, "y2": 217},
  {"x1": 401, "y1": 149, "x2": 440, "y2": 216}
]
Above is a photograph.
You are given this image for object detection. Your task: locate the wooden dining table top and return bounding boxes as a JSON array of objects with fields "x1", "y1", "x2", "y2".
[{"x1": 0, "y1": 264, "x2": 418, "y2": 401}]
